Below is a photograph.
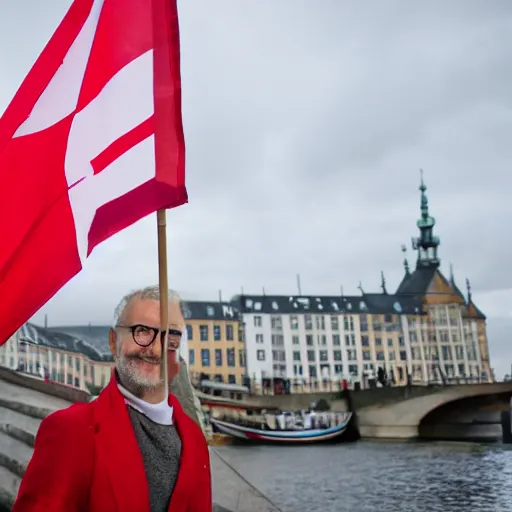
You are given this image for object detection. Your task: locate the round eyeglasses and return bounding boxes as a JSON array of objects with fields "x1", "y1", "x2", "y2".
[{"x1": 116, "y1": 324, "x2": 183, "y2": 348}]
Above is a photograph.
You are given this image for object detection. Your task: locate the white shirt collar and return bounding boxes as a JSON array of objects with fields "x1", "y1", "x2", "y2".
[{"x1": 117, "y1": 382, "x2": 174, "y2": 426}]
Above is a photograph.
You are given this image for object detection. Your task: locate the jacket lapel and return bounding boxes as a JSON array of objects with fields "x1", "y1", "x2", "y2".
[
  {"x1": 93, "y1": 375, "x2": 150, "y2": 512},
  {"x1": 167, "y1": 396, "x2": 196, "y2": 511}
]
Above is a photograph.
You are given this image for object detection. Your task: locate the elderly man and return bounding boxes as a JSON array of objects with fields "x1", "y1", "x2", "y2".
[{"x1": 13, "y1": 286, "x2": 212, "y2": 512}]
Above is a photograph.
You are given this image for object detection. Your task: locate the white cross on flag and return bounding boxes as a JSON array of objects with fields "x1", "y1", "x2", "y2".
[{"x1": 0, "y1": 0, "x2": 187, "y2": 344}]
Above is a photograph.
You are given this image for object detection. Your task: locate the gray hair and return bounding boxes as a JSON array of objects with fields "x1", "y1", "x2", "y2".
[{"x1": 113, "y1": 285, "x2": 182, "y2": 327}]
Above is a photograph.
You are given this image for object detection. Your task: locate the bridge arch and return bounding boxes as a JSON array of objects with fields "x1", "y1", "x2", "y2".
[{"x1": 356, "y1": 382, "x2": 512, "y2": 439}]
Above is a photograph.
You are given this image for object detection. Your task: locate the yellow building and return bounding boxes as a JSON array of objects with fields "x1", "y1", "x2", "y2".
[{"x1": 183, "y1": 301, "x2": 246, "y2": 385}]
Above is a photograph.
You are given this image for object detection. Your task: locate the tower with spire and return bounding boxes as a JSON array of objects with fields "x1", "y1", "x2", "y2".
[{"x1": 411, "y1": 170, "x2": 440, "y2": 268}]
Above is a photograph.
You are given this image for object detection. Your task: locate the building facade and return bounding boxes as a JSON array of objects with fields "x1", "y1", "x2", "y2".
[
  {"x1": 0, "y1": 176, "x2": 492, "y2": 393},
  {"x1": 183, "y1": 301, "x2": 246, "y2": 385},
  {"x1": 0, "y1": 323, "x2": 113, "y2": 392},
  {"x1": 236, "y1": 176, "x2": 492, "y2": 389}
]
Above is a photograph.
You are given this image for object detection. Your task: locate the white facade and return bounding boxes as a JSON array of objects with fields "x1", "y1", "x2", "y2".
[
  {"x1": 0, "y1": 331, "x2": 20, "y2": 370},
  {"x1": 243, "y1": 310, "x2": 367, "y2": 384},
  {"x1": 0, "y1": 327, "x2": 114, "y2": 391},
  {"x1": 243, "y1": 303, "x2": 488, "y2": 387}
]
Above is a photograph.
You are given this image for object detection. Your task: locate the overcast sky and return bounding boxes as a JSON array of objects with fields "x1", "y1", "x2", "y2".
[{"x1": 1, "y1": 1, "x2": 511, "y2": 376}]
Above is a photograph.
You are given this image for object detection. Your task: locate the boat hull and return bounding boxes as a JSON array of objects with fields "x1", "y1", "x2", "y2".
[{"x1": 210, "y1": 412, "x2": 353, "y2": 445}]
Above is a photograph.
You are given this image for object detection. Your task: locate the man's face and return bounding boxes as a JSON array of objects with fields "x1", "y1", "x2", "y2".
[{"x1": 111, "y1": 298, "x2": 184, "y2": 395}]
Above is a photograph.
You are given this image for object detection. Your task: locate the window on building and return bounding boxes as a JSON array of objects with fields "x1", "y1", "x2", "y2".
[
  {"x1": 292, "y1": 335, "x2": 300, "y2": 345},
  {"x1": 186, "y1": 324, "x2": 193, "y2": 341},
  {"x1": 347, "y1": 349, "x2": 357, "y2": 361},
  {"x1": 304, "y1": 314, "x2": 313, "y2": 330},
  {"x1": 376, "y1": 351, "x2": 385, "y2": 361},
  {"x1": 215, "y1": 349, "x2": 223, "y2": 366},
  {"x1": 254, "y1": 316, "x2": 262, "y2": 327},
  {"x1": 257, "y1": 350, "x2": 265, "y2": 361},
  {"x1": 293, "y1": 351, "x2": 301, "y2": 361},
  {"x1": 332, "y1": 334, "x2": 341, "y2": 346},
  {"x1": 334, "y1": 364, "x2": 343, "y2": 375},
  {"x1": 375, "y1": 337, "x2": 382, "y2": 346},
  {"x1": 227, "y1": 348, "x2": 235, "y2": 367},
  {"x1": 319, "y1": 350, "x2": 328, "y2": 362},
  {"x1": 309, "y1": 365, "x2": 317, "y2": 378},
  {"x1": 228, "y1": 374, "x2": 236, "y2": 384},
  {"x1": 318, "y1": 335, "x2": 327, "y2": 346},
  {"x1": 201, "y1": 349, "x2": 210, "y2": 366},
  {"x1": 293, "y1": 364, "x2": 303, "y2": 376},
  {"x1": 333, "y1": 350, "x2": 342, "y2": 361},
  {"x1": 307, "y1": 350, "x2": 316, "y2": 362},
  {"x1": 331, "y1": 316, "x2": 339, "y2": 331},
  {"x1": 272, "y1": 350, "x2": 285, "y2": 362},
  {"x1": 306, "y1": 334, "x2": 314, "y2": 346},
  {"x1": 363, "y1": 350, "x2": 371, "y2": 361},
  {"x1": 442, "y1": 346, "x2": 452, "y2": 361},
  {"x1": 200, "y1": 325, "x2": 208, "y2": 341},
  {"x1": 239, "y1": 349, "x2": 246, "y2": 368},
  {"x1": 238, "y1": 324, "x2": 244, "y2": 342},
  {"x1": 226, "y1": 324, "x2": 234, "y2": 341},
  {"x1": 347, "y1": 364, "x2": 357, "y2": 376},
  {"x1": 361, "y1": 336, "x2": 369, "y2": 347},
  {"x1": 412, "y1": 347, "x2": 421, "y2": 360},
  {"x1": 256, "y1": 334, "x2": 264, "y2": 344},
  {"x1": 272, "y1": 334, "x2": 284, "y2": 346},
  {"x1": 315, "y1": 315, "x2": 325, "y2": 330},
  {"x1": 213, "y1": 325, "x2": 221, "y2": 341},
  {"x1": 290, "y1": 316, "x2": 299, "y2": 330},
  {"x1": 189, "y1": 349, "x2": 195, "y2": 365},
  {"x1": 271, "y1": 316, "x2": 282, "y2": 330},
  {"x1": 399, "y1": 350, "x2": 407, "y2": 361}
]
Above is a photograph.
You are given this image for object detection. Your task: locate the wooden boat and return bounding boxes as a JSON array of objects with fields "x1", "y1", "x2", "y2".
[{"x1": 210, "y1": 410, "x2": 353, "y2": 444}]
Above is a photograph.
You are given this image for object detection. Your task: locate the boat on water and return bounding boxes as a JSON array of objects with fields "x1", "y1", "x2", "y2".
[
  {"x1": 210, "y1": 409, "x2": 353, "y2": 444},
  {"x1": 195, "y1": 379, "x2": 355, "y2": 444}
]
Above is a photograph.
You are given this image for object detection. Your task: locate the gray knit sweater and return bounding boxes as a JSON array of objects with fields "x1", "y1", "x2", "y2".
[{"x1": 127, "y1": 406, "x2": 182, "y2": 512}]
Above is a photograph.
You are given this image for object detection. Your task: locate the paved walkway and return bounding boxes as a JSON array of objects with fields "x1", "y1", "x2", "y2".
[{"x1": 210, "y1": 449, "x2": 281, "y2": 512}]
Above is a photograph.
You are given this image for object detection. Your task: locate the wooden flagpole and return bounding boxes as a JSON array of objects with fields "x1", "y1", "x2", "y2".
[{"x1": 157, "y1": 208, "x2": 170, "y2": 397}]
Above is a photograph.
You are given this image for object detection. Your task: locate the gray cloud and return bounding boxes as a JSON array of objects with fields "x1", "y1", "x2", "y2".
[{"x1": 2, "y1": 1, "x2": 512, "y2": 374}]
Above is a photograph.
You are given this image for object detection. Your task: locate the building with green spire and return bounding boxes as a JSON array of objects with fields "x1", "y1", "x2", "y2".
[{"x1": 396, "y1": 171, "x2": 491, "y2": 383}]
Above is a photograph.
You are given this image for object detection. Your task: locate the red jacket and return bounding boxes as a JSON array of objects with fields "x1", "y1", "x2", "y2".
[{"x1": 12, "y1": 376, "x2": 212, "y2": 512}]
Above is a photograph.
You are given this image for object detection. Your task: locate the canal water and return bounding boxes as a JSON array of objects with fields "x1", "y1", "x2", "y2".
[{"x1": 215, "y1": 441, "x2": 512, "y2": 512}]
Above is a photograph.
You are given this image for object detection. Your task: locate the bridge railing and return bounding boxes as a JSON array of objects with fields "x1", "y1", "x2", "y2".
[{"x1": 190, "y1": 372, "x2": 493, "y2": 397}]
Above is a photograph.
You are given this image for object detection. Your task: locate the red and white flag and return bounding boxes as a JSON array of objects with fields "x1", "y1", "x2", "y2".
[{"x1": 0, "y1": 0, "x2": 187, "y2": 344}]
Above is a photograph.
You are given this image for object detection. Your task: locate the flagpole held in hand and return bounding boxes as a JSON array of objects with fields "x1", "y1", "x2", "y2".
[{"x1": 157, "y1": 208, "x2": 170, "y2": 397}]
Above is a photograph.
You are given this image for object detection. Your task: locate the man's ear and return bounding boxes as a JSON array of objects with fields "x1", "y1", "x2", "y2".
[{"x1": 109, "y1": 328, "x2": 117, "y2": 358}]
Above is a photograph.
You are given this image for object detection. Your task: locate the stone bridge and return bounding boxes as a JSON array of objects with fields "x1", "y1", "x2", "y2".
[
  {"x1": 235, "y1": 381, "x2": 512, "y2": 441},
  {"x1": 356, "y1": 382, "x2": 512, "y2": 440}
]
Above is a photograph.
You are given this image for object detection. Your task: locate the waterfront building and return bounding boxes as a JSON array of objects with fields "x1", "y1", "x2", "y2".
[
  {"x1": 0, "y1": 301, "x2": 248, "y2": 392},
  {"x1": 0, "y1": 323, "x2": 113, "y2": 392},
  {"x1": 235, "y1": 175, "x2": 492, "y2": 389},
  {"x1": 0, "y1": 176, "x2": 492, "y2": 393},
  {"x1": 184, "y1": 301, "x2": 246, "y2": 385}
]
